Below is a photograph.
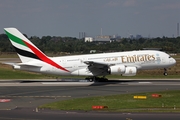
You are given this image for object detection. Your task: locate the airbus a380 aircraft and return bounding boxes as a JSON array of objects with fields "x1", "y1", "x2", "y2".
[{"x1": 4, "y1": 28, "x2": 176, "y2": 81}]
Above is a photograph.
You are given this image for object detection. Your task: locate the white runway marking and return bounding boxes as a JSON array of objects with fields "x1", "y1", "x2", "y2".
[
  {"x1": 138, "y1": 82, "x2": 152, "y2": 84},
  {"x1": 42, "y1": 82, "x2": 95, "y2": 86}
]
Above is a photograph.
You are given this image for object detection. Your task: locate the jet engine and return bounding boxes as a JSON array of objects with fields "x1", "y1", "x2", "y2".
[
  {"x1": 122, "y1": 67, "x2": 137, "y2": 76},
  {"x1": 109, "y1": 65, "x2": 126, "y2": 74}
]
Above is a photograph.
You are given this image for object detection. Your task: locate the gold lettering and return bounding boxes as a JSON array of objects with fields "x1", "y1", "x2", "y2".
[
  {"x1": 151, "y1": 55, "x2": 155, "y2": 60},
  {"x1": 144, "y1": 54, "x2": 148, "y2": 61},
  {"x1": 127, "y1": 56, "x2": 131, "y2": 62},
  {"x1": 133, "y1": 55, "x2": 137, "y2": 62},
  {"x1": 104, "y1": 57, "x2": 119, "y2": 62},
  {"x1": 127, "y1": 56, "x2": 135, "y2": 63},
  {"x1": 147, "y1": 55, "x2": 151, "y2": 61},
  {"x1": 137, "y1": 55, "x2": 140, "y2": 62},
  {"x1": 121, "y1": 56, "x2": 126, "y2": 63},
  {"x1": 139, "y1": 55, "x2": 145, "y2": 61},
  {"x1": 114, "y1": 57, "x2": 118, "y2": 61},
  {"x1": 120, "y1": 54, "x2": 155, "y2": 63}
]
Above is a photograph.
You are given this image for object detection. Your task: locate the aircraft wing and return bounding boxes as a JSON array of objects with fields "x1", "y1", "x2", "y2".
[
  {"x1": 84, "y1": 61, "x2": 110, "y2": 68},
  {"x1": 84, "y1": 61, "x2": 113, "y2": 76}
]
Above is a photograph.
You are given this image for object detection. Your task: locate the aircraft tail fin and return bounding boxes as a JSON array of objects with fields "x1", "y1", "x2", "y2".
[
  {"x1": 4, "y1": 28, "x2": 69, "y2": 72},
  {"x1": 4, "y1": 28, "x2": 47, "y2": 63}
]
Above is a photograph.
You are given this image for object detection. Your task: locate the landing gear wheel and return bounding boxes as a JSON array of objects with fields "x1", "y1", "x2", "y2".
[
  {"x1": 164, "y1": 68, "x2": 168, "y2": 76},
  {"x1": 89, "y1": 78, "x2": 94, "y2": 82},
  {"x1": 164, "y1": 72, "x2": 168, "y2": 76},
  {"x1": 85, "y1": 77, "x2": 108, "y2": 82},
  {"x1": 85, "y1": 77, "x2": 95, "y2": 82}
]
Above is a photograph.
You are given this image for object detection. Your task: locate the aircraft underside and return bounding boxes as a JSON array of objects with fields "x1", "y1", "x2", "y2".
[{"x1": 85, "y1": 68, "x2": 169, "y2": 82}]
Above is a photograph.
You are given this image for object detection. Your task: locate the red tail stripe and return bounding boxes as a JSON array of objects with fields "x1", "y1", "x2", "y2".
[{"x1": 23, "y1": 40, "x2": 69, "y2": 72}]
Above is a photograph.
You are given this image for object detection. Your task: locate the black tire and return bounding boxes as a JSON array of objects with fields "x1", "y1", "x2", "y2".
[
  {"x1": 164, "y1": 72, "x2": 168, "y2": 76},
  {"x1": 89, "y1": 78, "x2": 94, "y2": 82}
]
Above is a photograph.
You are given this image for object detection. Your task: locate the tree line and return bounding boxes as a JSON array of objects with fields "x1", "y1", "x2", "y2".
[{"x1": 0, "y1": 33, "x2": 180, "y2": 56}]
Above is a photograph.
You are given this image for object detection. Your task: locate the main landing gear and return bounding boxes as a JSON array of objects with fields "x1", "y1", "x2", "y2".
[
  {"x1": 164, "y1": 68, "x2": 168, "y2": 76},
  {"x1": 85, "y1": 76, "x2": 108, "y2": 82}
]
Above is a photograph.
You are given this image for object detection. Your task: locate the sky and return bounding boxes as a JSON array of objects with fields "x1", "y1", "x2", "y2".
[{"x1": 0, "y1": 0, "x2": 180, "y2": 38}]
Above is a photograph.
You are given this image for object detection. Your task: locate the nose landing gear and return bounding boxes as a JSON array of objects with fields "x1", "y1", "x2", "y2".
[{"x1": 164, "y1": 68, "x2": 168, "y2": 76}]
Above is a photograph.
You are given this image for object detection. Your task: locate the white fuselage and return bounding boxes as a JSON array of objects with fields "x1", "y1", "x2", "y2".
[{"x1": 15, "y1": 50, "x2": 176, "y2": 77}]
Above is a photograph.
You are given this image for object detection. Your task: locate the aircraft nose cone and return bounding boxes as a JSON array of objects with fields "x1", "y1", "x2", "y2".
[{"x1": 170, "y1": 58, "x2": 176, "y2": 65}]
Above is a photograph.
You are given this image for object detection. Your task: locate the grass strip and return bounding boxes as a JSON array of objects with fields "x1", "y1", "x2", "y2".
[{"x1": 39, "y1": 90, "x2": 180, "y2": 112}]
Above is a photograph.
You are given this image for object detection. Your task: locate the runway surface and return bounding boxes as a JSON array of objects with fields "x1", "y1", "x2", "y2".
[{"x1": 0, "y1": 79, "x2": 180, "y2": 120}]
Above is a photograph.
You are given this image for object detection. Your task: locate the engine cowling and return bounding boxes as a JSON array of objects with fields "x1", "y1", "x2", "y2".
[
  {"x1": 71, "y1": 68, "x2": 93, "y2": 76},
  {"x1": 109, "y1": 65, "x2": 126, "y2": 75},
  {"x1": 122, "y1": 67, "x2": 137, "y2": 76}
]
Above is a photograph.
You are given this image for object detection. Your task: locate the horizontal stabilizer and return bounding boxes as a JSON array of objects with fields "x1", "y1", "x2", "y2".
[
  {"x1": 3, "y1": 62, "x2": 42, "y2": 67},
  {"x1": 2, "y1": 62, "x2": 16, "y2": 66},
  {"x1": 16, "y1": 63, "x2": 42, "y2": 68}
]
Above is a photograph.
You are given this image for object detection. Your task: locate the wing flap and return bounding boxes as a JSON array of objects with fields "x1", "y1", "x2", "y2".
[
  {"x1": 83, "y1": 61, "x2": 112, "y2": 76},
  {"x1": 84, "y1": 61, "x2": 113, "y2": 68}
]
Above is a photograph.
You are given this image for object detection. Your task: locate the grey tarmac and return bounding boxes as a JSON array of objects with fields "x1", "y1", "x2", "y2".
[{"x1": 0, "y1": 79, "x2": 180, "y2": 120}]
